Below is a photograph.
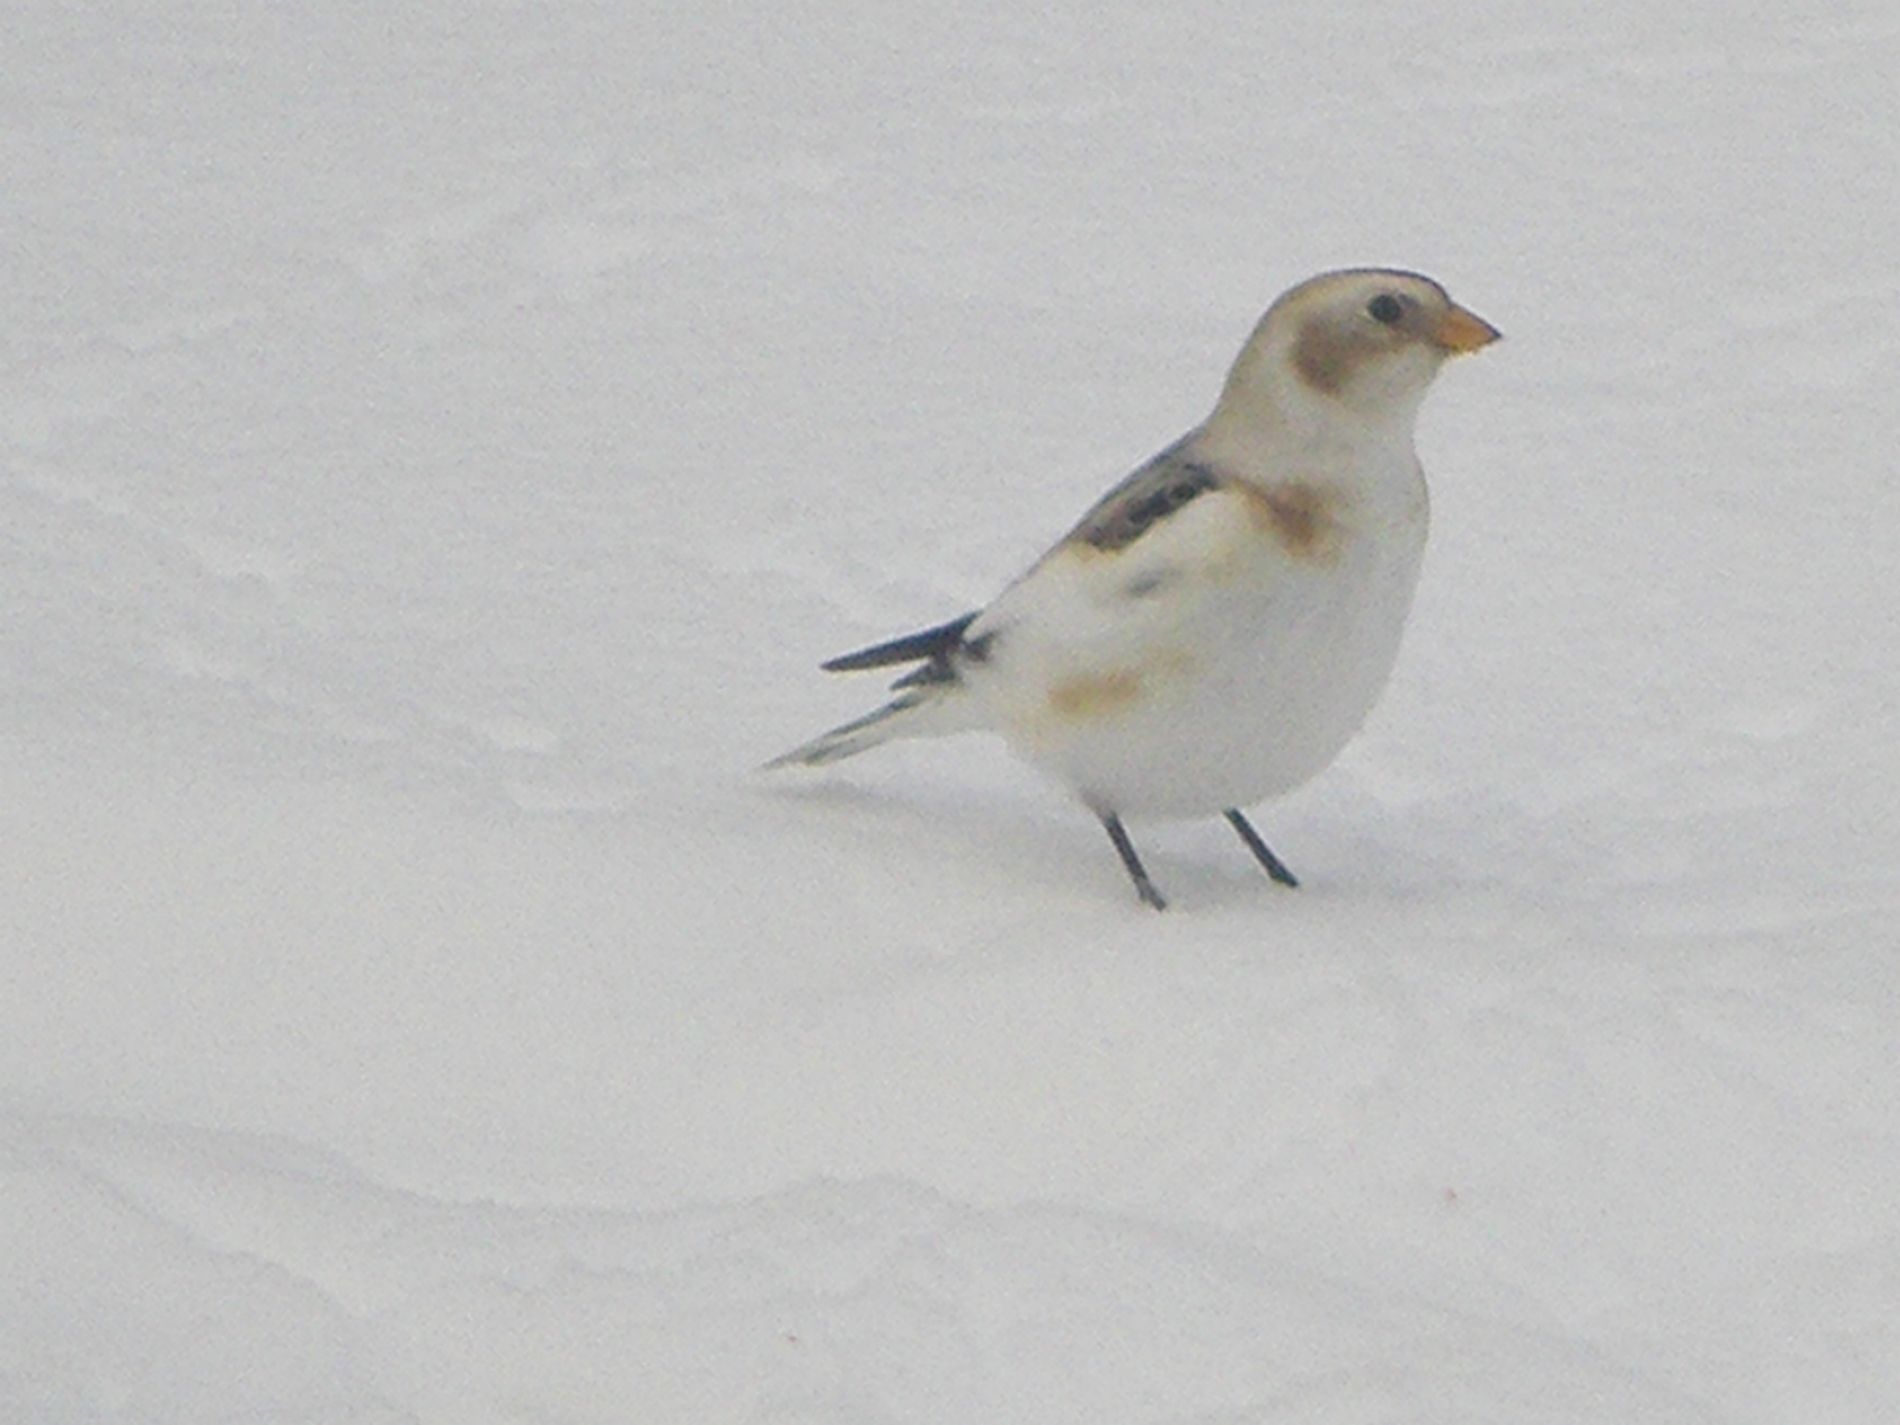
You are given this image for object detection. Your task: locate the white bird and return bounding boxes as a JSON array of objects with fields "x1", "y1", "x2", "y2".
[{"x1": 770, "y1": 268, "x2": 1499, "y2": 908}]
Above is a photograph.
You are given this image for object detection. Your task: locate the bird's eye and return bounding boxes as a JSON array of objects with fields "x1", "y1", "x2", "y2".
[{"x1": 1367, "y1": 294, "x2": 1404, "y2": 325}]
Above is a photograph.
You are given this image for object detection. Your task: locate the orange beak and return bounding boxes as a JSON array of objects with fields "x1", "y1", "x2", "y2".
[{"x1": 1433, "y1": 304, "x2": 1502, "y2": 354}]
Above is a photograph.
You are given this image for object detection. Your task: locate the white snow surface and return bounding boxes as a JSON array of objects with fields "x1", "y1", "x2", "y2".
[{"x1": 5, "y1": 3, "x2": 1900, "y2": 1421}]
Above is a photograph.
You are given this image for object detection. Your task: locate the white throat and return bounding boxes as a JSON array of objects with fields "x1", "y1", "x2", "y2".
[{"x1": 1198, "y1": 348, "x2": 1427, "y2": 494}]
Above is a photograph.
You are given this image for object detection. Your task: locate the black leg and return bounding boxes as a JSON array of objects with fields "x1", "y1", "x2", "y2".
[
  {"x1": 1100, "y1": 812, "x2": 1167, "y2": 910},
  {"x1": 1224, "y1": 809, "x2": 1299, "y2": 888}
]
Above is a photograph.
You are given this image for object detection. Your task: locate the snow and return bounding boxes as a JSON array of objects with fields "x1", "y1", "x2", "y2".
[{"x1": 5, "y1": 1, "x2": 1899, "y2": 1420}]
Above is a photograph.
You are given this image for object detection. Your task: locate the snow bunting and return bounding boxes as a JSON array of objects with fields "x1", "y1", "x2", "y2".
[{"x1": 770, "y1": 268, "x2": 1498, "y2": 908}]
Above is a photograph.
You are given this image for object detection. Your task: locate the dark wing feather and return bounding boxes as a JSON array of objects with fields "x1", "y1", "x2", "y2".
[
  {"x1": 1065, "y1": 442, "x2": 1223, "y2": 552},
  {"x1": 821, "y1": 611, "x2": 980, "y2": 674}
]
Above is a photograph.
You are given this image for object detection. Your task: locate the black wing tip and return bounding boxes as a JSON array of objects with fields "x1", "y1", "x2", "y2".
[
  {"x1": 820, "y1": 611, "x2": 980, "y2": 673},
  {"x1": 820, "y1": 648, "x2": 888, "y2": 673},
  {"x1": 820, "y1": 647, "x2": 884, "y2": 673}
]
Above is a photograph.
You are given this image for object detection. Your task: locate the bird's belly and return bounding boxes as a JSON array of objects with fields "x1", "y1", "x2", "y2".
[{"x1": 1000, "y1": 531, "x2": 1424, "y2": 817}]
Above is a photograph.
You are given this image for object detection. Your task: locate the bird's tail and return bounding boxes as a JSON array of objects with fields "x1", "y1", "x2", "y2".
[{"x1": 764, "y1": 687, "x2": 974, "y2": 770}]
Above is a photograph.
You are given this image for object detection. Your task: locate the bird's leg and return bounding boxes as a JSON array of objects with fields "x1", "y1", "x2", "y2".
[
  {"x1": 1223, "y1": 809, "x2": 1300, "y2": 888},
  {"x1": 1099, "y1": 812, "x2": 1167, "y2": 911}
]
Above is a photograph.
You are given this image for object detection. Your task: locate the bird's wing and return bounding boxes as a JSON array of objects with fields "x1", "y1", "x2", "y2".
[
  {"x1": 964, "y1": 437, "x2": 1270, "y2": 672},
  {"x1": 817, "y1": 439, "x2": 1264, "y2": 693},
  {"x1": 1056, "y1": 437, "x2": 1224, "y2": 553}
]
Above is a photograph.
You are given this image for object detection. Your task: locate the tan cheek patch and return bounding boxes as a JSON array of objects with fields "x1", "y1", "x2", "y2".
[
  {"x1": 1293, "y1": 320, "x2": 1364, "y2": 395},
  {"x1": 1240, "y1": 480, "x2": 1347, "y2": 563}
]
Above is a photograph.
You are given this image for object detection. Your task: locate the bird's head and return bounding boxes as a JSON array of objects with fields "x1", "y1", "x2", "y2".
[{"x1": 1214, "y1": 268, "x2": 1499, "y2": 435}]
